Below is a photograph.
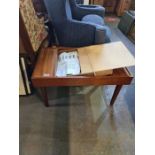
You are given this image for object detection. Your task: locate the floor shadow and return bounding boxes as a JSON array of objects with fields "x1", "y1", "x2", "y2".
[
  {"x1": 109, "y1": 107, "x2": 117, "y2": 131},
  {"x1": 124, "y1": 85, "x2": 135, "y2": 123},
  {"x1": 50, "y1": 87, "x2": 70, "y2": 155},
  {"x1": 84, "y1": 86, "x2": 108, "y2": 134}
]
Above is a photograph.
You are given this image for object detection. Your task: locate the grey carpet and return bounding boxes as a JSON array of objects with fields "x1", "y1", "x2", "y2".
[
  {"x1": 105, "y1": 16, "x2": 135, "y2": 122},
  {"x1": 20, "y1": 15, "x2": 135, "y2": 155}
]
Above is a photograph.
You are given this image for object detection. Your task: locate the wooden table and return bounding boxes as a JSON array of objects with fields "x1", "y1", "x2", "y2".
[{"x1": 32, "y1": 47, "x2": 133, "y2": 107}]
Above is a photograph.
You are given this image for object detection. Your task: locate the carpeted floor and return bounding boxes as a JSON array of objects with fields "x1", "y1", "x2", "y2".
[
  {"x1": 20, "y1": 15, "x2": 135, "y2": 155},
  {"x1": 104, "y1": 15, "x2": 135, "y2": 122}
]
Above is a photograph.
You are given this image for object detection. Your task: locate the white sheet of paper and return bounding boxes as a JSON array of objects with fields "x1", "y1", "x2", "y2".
[{"x1": 56, "y1": 51, "x2": 80, "y2": 77}]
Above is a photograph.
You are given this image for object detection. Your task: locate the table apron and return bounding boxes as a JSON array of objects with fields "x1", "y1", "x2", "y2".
[{"x1": 32, "y1": 76, "x2": 133, "y2": 87}]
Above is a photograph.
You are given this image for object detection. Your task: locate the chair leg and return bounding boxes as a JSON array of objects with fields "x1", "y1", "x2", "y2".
[
  {"x1": 110, "y1": 85, "x2": 123, "y2": 106},
  {"x1": 40, "y1": 87, "x2": 49, "y2": 107}
]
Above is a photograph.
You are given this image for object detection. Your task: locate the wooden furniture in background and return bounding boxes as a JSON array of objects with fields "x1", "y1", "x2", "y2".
[
  {"x1": 19, "y1": 12, "x2": 36, "y2": 64},
  {"x1": 118, "y1": 10, "x2": 135, "y2": 43},
  {"x1": 116, "y1": 0, "x2": 131, "y2": 16},
  {"x1": 89, "y1": 0, "x2": 119, "y2": 13},
  {"x1": 32, "y1": 0, "x2": 47, "y2": 14},
  {"x1": 130, "y1": 0, "x2": 135, "y2": 10},
  {"x1": 32, "y1": 45, "x2": 134, "y2": 107},
  {"x1": 19, "y1": 0, "x2": 48, "y2": 96},
  {"x1": 19, "y1": 12, "x2": 36, "y2": 95},
  {"x1": 90, "y1": 0, "x2": 104, "y2": 6},
  {"x1": 90, "y1": 0, "x2": 134, "y2": 14},
  {"x1": 128, "y1": 23, "x2": 135, "y2": 43},
  {"x1": 103, "y1": 0, "x2": 118, "y2": 13}
]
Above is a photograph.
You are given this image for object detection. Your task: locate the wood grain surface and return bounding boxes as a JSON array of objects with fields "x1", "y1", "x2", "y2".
[{"x1": 32, "y1": 45, "x2": 133, "y2": 87}]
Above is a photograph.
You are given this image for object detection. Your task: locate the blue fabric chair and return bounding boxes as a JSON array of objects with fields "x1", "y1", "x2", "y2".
[
  {"x1": 75, "y1": 0, "x2": 84, "y2": 4},
  {"x1": 44, "y1": 0, "x2": 111, "y2": 47}
]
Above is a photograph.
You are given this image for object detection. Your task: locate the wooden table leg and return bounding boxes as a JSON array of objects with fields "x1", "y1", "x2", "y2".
[
  {"x1": 40, "y1": 87, "x2": 49, "y2": 107},
  {"x1": 110, "y1": 85, "x2": 123, "y2": 106}
]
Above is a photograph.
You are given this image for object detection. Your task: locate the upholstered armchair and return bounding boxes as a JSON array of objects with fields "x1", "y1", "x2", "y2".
[
  {"x1": 76, "y1": 0, "x2": 84, "y2": 4},
  {"x1": 44, "y1": 0, "x2": 111, "y2": 47},
  {"x1": 19, "y1": 0, "x2": 48, "y2": 53},
  {"x1": 69, "y1": 0, "x2": 105, "y2": 20}
]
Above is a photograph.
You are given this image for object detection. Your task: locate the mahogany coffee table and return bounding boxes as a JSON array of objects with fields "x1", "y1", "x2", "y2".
[{"x1": 32, "y1": 46, "x2": 133, "y2": 107}]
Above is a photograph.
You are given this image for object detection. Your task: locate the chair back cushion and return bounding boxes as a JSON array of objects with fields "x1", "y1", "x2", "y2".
[
  {"x1": 20, "y1": 0, "x2": 47, "y2": 52},
  {"x1": 66, "y1": 0, "x2": 72, "y2": 20},
  {"x1": 44, "y1": 0, "x2": 72, "y2": 23}
]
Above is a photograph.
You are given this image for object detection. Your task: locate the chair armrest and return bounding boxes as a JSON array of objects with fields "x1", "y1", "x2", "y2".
[
  {"x1": 81, "y1": 21, "x2": 110, "y2": 44},
  {"x1": 95, "y1": 28, "x2": 105, "y2": 44},
  {"x1": 94, "y1": 25, "x2": 111, "y2": 43},
  {"x1": 72, "y1": 5, "x2": 105, "y2": 20},
  {"x1": 55, "y1": 20, "x2": 96, "y2": 47}
]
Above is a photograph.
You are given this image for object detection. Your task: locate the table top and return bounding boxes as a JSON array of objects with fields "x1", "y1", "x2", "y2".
[
  {"x1": 78, "y1": 42, "x2": 134, "y2": 75},
  {"x1": 32, "y1": 46, "x2": 133, "y2": 87}
]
